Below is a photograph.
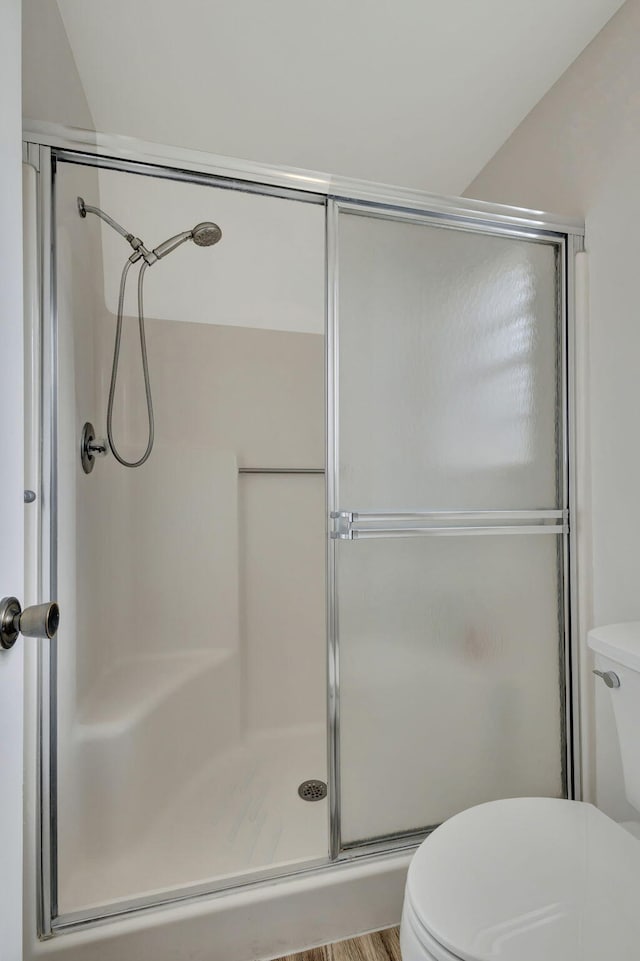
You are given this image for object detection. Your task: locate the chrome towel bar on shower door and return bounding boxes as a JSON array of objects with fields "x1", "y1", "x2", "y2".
[{"x1": 330, "y1": 509, "x2": 568, "y2": 540}]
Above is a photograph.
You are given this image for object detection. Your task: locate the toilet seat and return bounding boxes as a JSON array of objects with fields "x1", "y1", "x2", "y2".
[
  {"x1": 401, "y1": 897, "x2": 463, "y2": 961},
  {"x1": 402, "y1": 796, "x2": 640, "y2": 961}
]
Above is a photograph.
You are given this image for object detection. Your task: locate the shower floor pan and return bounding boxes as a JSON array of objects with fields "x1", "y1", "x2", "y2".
[
  {"x1": 58, "y1": 722, "x2": 328, "y2": 914},
  {"x1": 56, "y1": 651, "x2": 327, "y2": 915}
]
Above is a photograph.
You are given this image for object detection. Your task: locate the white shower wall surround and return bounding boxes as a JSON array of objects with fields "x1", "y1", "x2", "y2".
[
  {"x1": 96, "y1": 169, "x2": 325, "y2": 333},
  {"x1": 22, "y1": 128, "x2": 584, "y2": 961}
]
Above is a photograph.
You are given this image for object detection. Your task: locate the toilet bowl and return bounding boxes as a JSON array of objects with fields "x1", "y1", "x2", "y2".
[{"x1": 400, "y1": 622, "x2": 640, "y2": 961}]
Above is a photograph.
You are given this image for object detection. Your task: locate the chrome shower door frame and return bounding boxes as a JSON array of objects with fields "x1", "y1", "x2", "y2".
[
  {"x1": 326, "y1": 197, "x2": 583, "y2": 859},
  {"x1": 23, "y1": 124, "x2": 584, "y2": 938}
]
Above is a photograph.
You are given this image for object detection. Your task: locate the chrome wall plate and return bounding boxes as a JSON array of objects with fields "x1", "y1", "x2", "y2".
[{"x1": 80, "y1": 421, "x2": 107, "y2": 474}]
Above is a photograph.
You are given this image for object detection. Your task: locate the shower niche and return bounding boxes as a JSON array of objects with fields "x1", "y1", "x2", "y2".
[{"x1": 34, "y1": 145, "x2": 580, "y2": 930}]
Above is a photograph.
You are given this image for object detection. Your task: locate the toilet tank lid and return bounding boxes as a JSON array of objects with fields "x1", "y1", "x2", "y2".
[{"x1": 588, "y1": 622, "x2": 640, "y2": 672}]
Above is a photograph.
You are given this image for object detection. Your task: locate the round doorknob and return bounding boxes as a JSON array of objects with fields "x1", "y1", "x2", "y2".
[{"x1": 0, "y1": 597, "x2": 60, "y2": 650}]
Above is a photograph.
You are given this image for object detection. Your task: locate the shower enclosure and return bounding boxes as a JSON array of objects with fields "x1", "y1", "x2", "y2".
[{"x1": 25, "y1": 138, "x2": 583, "y2": 937}]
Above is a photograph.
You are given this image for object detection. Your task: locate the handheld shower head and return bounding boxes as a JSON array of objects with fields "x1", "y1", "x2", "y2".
[
  {"x1": 152, "y1": 222, "x2": 222, "y2": 261},
  {"x1": 151, "y1": 230, "x2": 192, "y2": 261},
  {"x1": 192, "y1": 222, "x2": 222, "y2": 247},
  {"x1": 78, "y1": 198, "x2": 223, "y2": 265}
]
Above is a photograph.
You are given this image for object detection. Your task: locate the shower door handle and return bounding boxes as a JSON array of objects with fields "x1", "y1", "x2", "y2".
[{"x1": 0, "y1": 596, "x2": 60, "y2": 650}]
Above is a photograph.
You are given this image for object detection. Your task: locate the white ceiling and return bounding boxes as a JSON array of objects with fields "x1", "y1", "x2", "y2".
[{"x1": 56, "y1": 0, "x2": 625, "y2": 195}]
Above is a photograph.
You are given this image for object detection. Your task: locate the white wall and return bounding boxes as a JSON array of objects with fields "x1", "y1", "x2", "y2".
[
  {"x1": 0, "y1": 1, "x2": 24, "y2": 958},
  {"x1": 95, "y1": 170, "x2": 324, "y2": 333},
  {"x1": 466, "y1": 0, "x2": 640, "y2": 821},
  {"x1": 54, "y1": 161, "x2": 325, "y2": 706},
  {"x1": 22, "y1": 0, "x2": 93, "y2": 130},
  {"x1": 25, "y1": 0, "x2": 626, "y2": 195}
]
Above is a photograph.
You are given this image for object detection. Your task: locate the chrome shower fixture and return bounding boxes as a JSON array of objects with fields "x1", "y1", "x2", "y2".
[
  {"x1": 77, "y1": 196, "x2": 138, "y2": 245},
  {"x1": 152, "y1": 222, "x2": 222, "y2": 260},
  {"x1": 77, "y1": 197, "x2": 222, "y2": 266},
  {"x1": 78, "y1": 197, "x2": 222, "y2": 469}
]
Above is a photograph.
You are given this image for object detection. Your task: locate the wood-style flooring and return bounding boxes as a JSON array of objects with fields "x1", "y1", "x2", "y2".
[{"x1": 279, "y1": 927, "x2": 401, "y2": 961}]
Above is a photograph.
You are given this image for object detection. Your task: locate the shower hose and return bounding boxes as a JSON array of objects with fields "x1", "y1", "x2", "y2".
[{"x1": 107, "y1": 257, "x2": 155, "y2": 468}]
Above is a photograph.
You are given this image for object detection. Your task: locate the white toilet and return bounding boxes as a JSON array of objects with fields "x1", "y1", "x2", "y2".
[{"x1": 400, "y1": 622, "x2": 640, "y2": 961}]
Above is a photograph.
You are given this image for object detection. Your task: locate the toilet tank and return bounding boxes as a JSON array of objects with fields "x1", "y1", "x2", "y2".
[{"x1": 588, "y1": 623, "x2": 640, "y2": 814}]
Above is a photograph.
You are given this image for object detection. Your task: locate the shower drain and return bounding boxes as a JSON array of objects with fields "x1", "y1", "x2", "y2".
[{"x1": 298, "y1": 779, "x2": 327, "y2": 802}]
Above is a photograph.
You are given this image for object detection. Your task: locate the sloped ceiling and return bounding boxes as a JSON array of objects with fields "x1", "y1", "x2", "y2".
[{"x1": 53, "y1": 0, "x2": 625, "y2": 195}]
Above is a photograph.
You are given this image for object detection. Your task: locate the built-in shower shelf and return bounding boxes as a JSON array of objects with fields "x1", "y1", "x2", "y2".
[{"x1": 76, "y1": 650, "x2": 234, "y2": 738}]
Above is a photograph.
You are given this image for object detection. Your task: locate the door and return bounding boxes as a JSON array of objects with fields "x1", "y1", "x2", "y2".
[
  {"x1": 0, "y1": 0, "x2": 25, "y2": 958},
  {"x1": 329, "y1": 201, "x2": 569, "y2": 850}
]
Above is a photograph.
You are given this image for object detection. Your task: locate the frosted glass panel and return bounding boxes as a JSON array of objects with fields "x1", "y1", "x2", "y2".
[
  {"x1": 338, "y1": 535, "x2": 563, "y2": 845},
  {"x1": 337, "y1": 212, "x2": 560, "y2": 510}
]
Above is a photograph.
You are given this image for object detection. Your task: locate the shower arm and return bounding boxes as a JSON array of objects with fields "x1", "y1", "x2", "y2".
[{"x1": 77, "y1": 196, "x2": 156, "y2": 265}]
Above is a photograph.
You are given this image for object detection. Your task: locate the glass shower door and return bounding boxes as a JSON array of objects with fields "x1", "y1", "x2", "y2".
[
  {"x1": 49, "y1": 155, "x2": 328, "y2": 922},
  {"x1": 330, "y1": 202, "x2": 568, "y2": 849}
]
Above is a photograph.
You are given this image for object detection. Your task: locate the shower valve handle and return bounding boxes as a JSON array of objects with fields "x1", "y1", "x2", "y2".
[
  {"x1": 87, "y1": 439, "x2": 108, "y2": 456},
  {"x1": 0, "y1": 597, "x2": 60, "y2": 650},
  {"x1": 593, "y1": 668, "x2": 621, "y2": 689},
  {"x1": 81, "y1": 422, "x2": 108, "y2": 474}
]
